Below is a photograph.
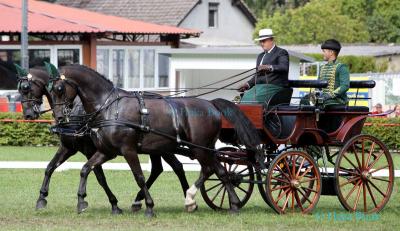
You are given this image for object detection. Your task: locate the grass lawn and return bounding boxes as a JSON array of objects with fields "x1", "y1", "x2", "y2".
[
  {"x1": 0, "y1": 169, "x2": 399, "y2": 231},
  {"x1": 0, "y1": 146, "x2": 149, "y2": 163}
]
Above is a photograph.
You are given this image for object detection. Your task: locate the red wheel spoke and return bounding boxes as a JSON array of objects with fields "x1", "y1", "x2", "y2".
[
  {"x1": 301, "y1": 186, "x2": 318, "y2": 193},
  {"x1": 343, "y1": 153, "x2": 360, "y2": 172},
  {"x1": 296, "y1": 157, "x2": 306, "y2": 178},
  {"x1": 299, "y1": 166, "x2": 313, "y2": 179},
  {"x1": 220, "y1": 188, "x2": 226, "y2": 207},
  {"x1": 211, "y1": 185, "x2": 225, "y2": 202},
  {"x1": 271, "y1": 185, "x2": 290, "y2": 191},
  {"x1": 367, "y1": 179, "x2": 387, "y2": 197},
  {"x1": 365, "y1": 142, "x2": 376, "y2": 170},
  {"x1": 292, "y1": 155, "x2": 296, "y2": 179},
  {"x1": 275, "y1": 187, "x2": 291, "y2": 203},
  {"x1": 353, "y1": 181, "x2": 362, "y2": 210},
  {"x1": 271, "y1": 176, "x2": 290, "y2": 184},
  {"x1": 281, "y1": 190, "x2": 291, "y2": 212},
  {"x1": 276, "y1": 165, "x2": 291, "y2": 181},
  {"x1": 367, "y1": 151, "x2": 384, "y2": 169},
  {"x1": 294, "y1": 190, "x2": 304, "y2": 211},
  {"x1": 361, "y1": 139, "x2": 365, "y2": 169},
  {"x1": 371, "y1": 176, "x2": 390, "y2": 182},
  {"x1": 339, "y1": 176, "x2": 360, "y2": 187},
  {"x1": 351, "y1": 144, "x2": 363, "y2": 169},
  {"x1": 298, "y1": 187, "x2": 312, "y2": 204},
  {"x1": 345, "y1": 180, "x2": 361, "y2": 201},
  {"x1": 338, "y1": 167, "x2": 360, "y2": 176},
  {"x1": 363, "y1": 182, "x2": 367, "y2": 212},
  {"x1": 366, "y1": 181, "x2": 378, "y2": 208},
  {"x1": 369, "y1": 165, "x2": 389, "y2": 174},
  {"x1": 283, "y1": 158, "x2": 293, "y2": 179}
]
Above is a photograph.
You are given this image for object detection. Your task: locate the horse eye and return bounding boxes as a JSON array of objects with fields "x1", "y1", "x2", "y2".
[
  {"x1": 56, "y1": 85, "x2": 65, "y2": 93},
  {"x1": 20, "y1": 83, "x2": 30, "y2": 92}
]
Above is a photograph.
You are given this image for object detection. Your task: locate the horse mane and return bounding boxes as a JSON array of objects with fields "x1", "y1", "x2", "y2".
[{"x1": 65, "y1": 64, "x2": 114, "y2": 86}]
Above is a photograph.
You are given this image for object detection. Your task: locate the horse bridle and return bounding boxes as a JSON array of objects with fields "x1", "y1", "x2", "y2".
[
  {"x1": 17, "y1": 74, "x2": 46, "y2": 115},
  {"x1": 47, "y1": 74, "x2": 80, "y2": 120}
]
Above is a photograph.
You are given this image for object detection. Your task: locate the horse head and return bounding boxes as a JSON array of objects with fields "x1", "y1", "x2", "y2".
[{"x1": 12, "y1": 63, "x2": 49, "y2": 120}]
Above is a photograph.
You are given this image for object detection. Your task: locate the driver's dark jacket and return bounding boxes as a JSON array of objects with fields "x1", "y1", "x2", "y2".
[{"x1": 246, "y1": 46, "x2": 289, "y2": 88}]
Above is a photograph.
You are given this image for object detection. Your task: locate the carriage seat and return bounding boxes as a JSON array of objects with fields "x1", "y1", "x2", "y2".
[
  {"x1": 288, "y1": 80, "x2": 328, "y2": 89},
  {"x1": 349, "y1": 80, "x2": 376, "y2": 89}
]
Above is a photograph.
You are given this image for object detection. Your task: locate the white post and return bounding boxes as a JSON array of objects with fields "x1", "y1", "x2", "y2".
[{"x1": 21, "y1": 0, "x2": 29, "y2": 69}]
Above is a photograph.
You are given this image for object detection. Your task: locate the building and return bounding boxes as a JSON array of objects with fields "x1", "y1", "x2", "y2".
[
  {"x1": 56, "y1": 0, "x2": 257, "y2": 46},
  {"x1": 0, "y1": 0, "x2": 199, "y2": 93}
]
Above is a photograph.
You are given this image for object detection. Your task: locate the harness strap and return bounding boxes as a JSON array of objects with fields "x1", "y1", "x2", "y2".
[
  {"x1": 135, "y1": 91, "x2": 150, "y2": 147},
  {"x1": 164, "y1": 98, "x2": 182, "y2": 143},
  {"x1": 90, "y1": 119, "x2": 217, "y2": 153}
]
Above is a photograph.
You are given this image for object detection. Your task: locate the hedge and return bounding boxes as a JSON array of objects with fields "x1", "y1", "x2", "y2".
[
  {"x1": 0, "y1": 112, "x2": 59, "y2": 146},
  {"x1": 1, "y1": 113, "x2": 399, "y2": 150}
]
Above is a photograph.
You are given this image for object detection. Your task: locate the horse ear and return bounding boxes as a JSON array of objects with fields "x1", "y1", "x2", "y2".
[
  {"x1": 44, "y1": 62, "x2": 60, "y2": 79},
  {"x1": 14, "y1": 63, "x2": 28, "y2": 78}
]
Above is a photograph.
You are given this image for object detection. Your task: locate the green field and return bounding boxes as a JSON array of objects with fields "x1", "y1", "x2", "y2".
[
  {"x1": 0, "y1": 169, "x2": 399, "y2": 231},
  {"x1": 0, "y1": 146, "x2": 399, "y2": 230},
  {"x1": 0, "y1": 146, "x2": 149, "y2": 163}
]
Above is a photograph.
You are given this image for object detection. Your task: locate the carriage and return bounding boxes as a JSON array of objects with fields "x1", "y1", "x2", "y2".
[{"x1": 200, "y1": 79, "x2": 394, "y2": 214}]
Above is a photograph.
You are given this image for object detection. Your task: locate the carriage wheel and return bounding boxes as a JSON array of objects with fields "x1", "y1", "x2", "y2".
[
  {"x1": 200, "y1": 147, "x2": 254, "y2": 210},
  {"x1": 335, "y1": 134, "x2": 394, "y2": 213},
  {"x1": 265, "y1": 151, "x2": 321, "y2": 214}
]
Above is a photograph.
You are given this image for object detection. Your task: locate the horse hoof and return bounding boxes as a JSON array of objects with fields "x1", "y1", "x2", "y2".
[
  {"x1": 131, "y1": 201, "x2": 142, "y2": 213},
  {"x1": 145, "y1": 208, "x2": 155, "y2": 218},
  {"x1": 229, "y1": 208, "x2": 240, "y2": 215},
  {"x1": 112, "y1": 206, "x2": 123, "y2": 215},
  {"x1": 36, "y1": 198, "x2": 47, "y2": 210},
  {"x1": 185, "y1": 203, "x2": 198, "y2": 213},
  {"x1": 77, "y1": 201, "x2": 89, "y2": 214}
]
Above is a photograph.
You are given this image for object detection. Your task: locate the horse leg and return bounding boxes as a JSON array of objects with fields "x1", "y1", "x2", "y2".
[
  {"x1": 132, "y1": 155, "x2": 163, "y2": 212},
  {"x1": 163, "y1": 154, "x2": 189, "y2": 198},
  {"x1": 184, "y1": 153, "x2": 214, "y2": 212},
  {"x1": 36, "y1": 145, "x2": 76, "y2": 210},
  {"x1": 213, "y1": 160, "x2": 241, "y2": 213},
  {"x1": 123, "y1": 148, "x2": 155, "y2": 218},
  {"x1": 77, "y1": 151, "x2": 109, "y2": 214},
  {"x1": 92, "y1": 166, "x2": 122, "y2": 214}
]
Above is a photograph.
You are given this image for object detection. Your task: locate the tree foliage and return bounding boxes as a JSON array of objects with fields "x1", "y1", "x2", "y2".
[{"x1": 249, "y1": 0, "x2": 400, "y2": 44}]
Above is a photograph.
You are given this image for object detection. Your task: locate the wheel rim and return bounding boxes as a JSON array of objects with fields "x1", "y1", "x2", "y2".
[
  {"x1": 200, "y1": 147, "x2": 254, "y2": 210},
  {"x1": 266, "y1": 151, "x2": 321, "y2": 214},
  {"x1": 335, "y1": 135, "x2": 394, "y2": 213}
]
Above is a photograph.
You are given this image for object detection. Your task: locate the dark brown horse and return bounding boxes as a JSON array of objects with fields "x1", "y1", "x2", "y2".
[
  {"x1": 47, "y1": 64, "x2": 261, "y2": 216},
  {"x1": 7, "y1": 62, "x2": 189, "y2": 214}
]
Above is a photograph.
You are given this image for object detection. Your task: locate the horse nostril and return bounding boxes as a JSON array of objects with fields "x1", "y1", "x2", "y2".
[
  {"x1": 56, "y1": 116, "x2": 64, "y2": 122},
  {"x1": 25, "y1": 115, "x2": 32, "y2": 120}
]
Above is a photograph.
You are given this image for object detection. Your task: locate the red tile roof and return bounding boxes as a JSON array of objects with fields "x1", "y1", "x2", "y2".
[{"x1": 0, "y1": 0, "x2": 200, "y2": 36}]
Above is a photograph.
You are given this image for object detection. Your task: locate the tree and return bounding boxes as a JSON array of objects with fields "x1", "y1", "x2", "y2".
[{"x1": 254, "y1": 0, "x2": 370, "y2": 44}]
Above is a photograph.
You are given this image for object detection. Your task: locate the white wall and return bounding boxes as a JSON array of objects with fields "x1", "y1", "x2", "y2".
[
  {"x1": 169, "y1": 53, "x2": 301, "y2": 100},
  {"x1": 180, "y1": 0, "x2": 255, "y2": 44}
]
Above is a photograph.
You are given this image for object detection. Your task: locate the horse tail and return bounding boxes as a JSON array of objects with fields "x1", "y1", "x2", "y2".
[{"x1": 211, "y1": 98, "x2": 262, "y2": 150}]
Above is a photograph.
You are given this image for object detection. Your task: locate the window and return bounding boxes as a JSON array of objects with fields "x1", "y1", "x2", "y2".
[
  {"x1": 158, "y1": 54, "x2": 169, "y2": 87},
  {"x1": 208, "y1": 3, "x2": 219, "y2": 28},
  {"x1": 57, "y1": 49, "x2": 79, "y2": 67},
  {"x1": 143, "y1": 49, "x2": 155, "y2": 88},
  {"x1": 96, "y1": 49, "x2": 109, "y2": 77},
  {"x1": 29, "y1": 49, "x2": 50, "y2": 67},
  {"x1": 112, "y1": 49, "x2": 125, "y2": 88},
  {"x1": 127, "y1": 49, "x2": 140, "y2": 88}
]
